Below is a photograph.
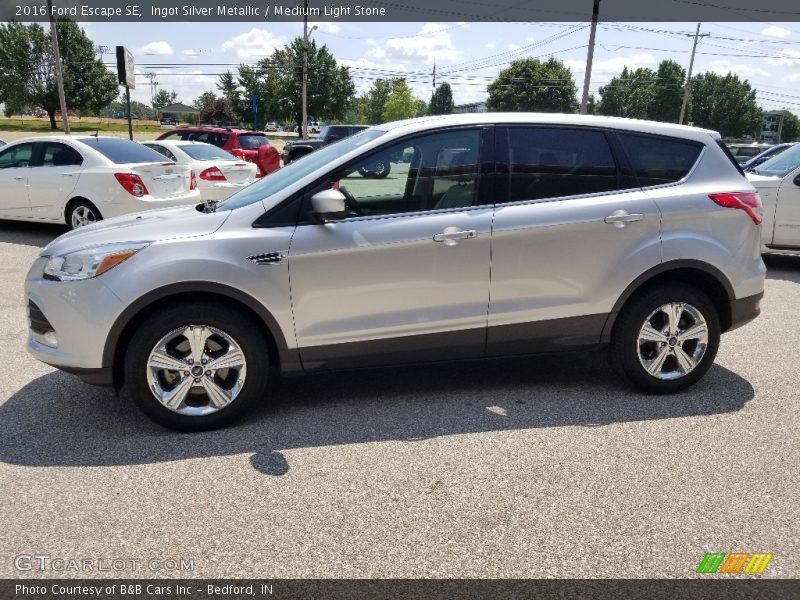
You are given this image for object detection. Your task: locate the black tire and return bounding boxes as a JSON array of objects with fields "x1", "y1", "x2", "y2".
[
  {"x1": 66, "y1": 199, "x2": 102, "y2": 230},
  {"x1": 124, "y1": 302, "x2": 270, "y2": 431},
  {"x1": 610, "y1": 283, "x2": 721, "y2": 394}
]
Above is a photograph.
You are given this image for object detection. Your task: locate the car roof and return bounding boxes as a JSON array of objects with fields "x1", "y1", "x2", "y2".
[
  {"x1": 5, "y1": 135, "x2": 132, "y2": 145},
  {"x1": 143, "y1": 139, "x2": 217, "y2": 147},
  {"x1": 374, "y1": 112, "x2": 722, "y2": 142}
]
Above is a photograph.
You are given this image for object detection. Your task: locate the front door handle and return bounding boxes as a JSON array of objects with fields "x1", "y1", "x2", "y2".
[
  {"x1": 433, "y1": 227, "x2": 478, "y2": 245},
  {"x1": 13, "y1": 176, "x2": 25, "y2": 181},
  {"x1": 604, "y1": 210, "x2": 644, "y2": 228}
]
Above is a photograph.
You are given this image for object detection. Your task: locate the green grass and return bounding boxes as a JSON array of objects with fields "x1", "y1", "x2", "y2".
[{"x1": 0, "y1": 118, "x2": 162, "y2": 133}]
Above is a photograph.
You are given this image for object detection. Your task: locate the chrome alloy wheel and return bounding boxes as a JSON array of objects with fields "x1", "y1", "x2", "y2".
[
  {"x1": 71, "y1": 205, "x2": 98, "y2": 228},
  {"x1": 145, "y1": 325, "x2": 247, "y2": 416},
  {"x1": 636, "y1": 302, "x2": 709, "y2": 380}
]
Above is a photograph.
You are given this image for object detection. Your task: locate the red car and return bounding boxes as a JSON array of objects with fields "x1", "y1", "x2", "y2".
[{"x1": 156, "y1": 127, "x2": 280, "y2": 176}]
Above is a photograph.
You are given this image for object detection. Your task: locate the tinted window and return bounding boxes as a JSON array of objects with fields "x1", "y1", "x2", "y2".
[
  {"x1": 316, "y1": 128, "x2": 483, "y2": 217},
  {"x1": 505, "y1": 128, "x2": 619, "y2": 201},
  {"x1": 753, "y1": 143, "x2": 800, "y2": 177},
  {"x1": 180, "y1": 144, "x2": 237, "y2": 161},
  {"x1": 79, "y1": 138, "x2": 168, "y2": 164},
  {"x1": 41, "y1": 142, "x2": 83, "y2": 167},
  {"x1": 238, "y1": 134, "x2": 268, "y2": 149},
  {"x1": 619, "y1": 133, "x2": 703, "y2": 186},
  {"x1": 144, "y1": 144, "x2": 178, "y2": 162},
  {"x1": 0, "y1": 143, "x2": 35, "y2": 169}
]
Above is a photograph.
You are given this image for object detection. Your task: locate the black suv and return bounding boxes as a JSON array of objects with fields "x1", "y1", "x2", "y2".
[{"x1": 282, "y1": 125, "x2": 369, "y2": 164}]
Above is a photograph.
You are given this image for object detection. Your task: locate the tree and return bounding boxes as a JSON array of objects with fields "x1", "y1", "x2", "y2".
[
  {"x1": 0, "y1": 20, "x2": 118, "y2": 129},
  {"x1": 382, "y1": 79, "x2": 418, "y2": 122},
  {"x1": 688, "y1": 72, "x2": 762, "y2": 138},
  {"x1": 429, "y1": 82, "x2": 454, "y2": 115},
  {"x1": 199, "y1": 98, "x2": 235, "y2": 124},
  {"x1": 779, "y1": 110, "x2": 800, "y2": 142},
  {"x1": 153, "y1": 89, "x2": 178, "y2": 110},
  {"x1": 486, "y1": 57, "x2": 578, "y2": 113},
  {"x1": 260, "y1": 37, "x2": 355, "y2": 129},
  {"x1": 192, "y1": 91, "x2": 217, "y2": 111},
  {"x1": 597, "y1": 67, "x2": 657, "y2": 119},
  {"x1": 649, "y1": 60, "x2": 685, "y2": 123},
  {"x1": 357, "y1": 79, "x2": 394, "y2": 124}
]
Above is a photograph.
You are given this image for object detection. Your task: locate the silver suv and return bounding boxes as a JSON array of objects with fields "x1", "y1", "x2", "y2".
[{"x1": 25, "y1": 114, "x2": 765, "y2": 431}]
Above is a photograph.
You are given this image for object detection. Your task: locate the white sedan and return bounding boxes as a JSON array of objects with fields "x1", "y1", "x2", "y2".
[
  {"x1": 141, "y1": 140, "x2": 258, "y2": 201},
  {"x1": 746, "y1": 143, "x2": 800, "y2": 253},
  {"x1": 0, "y1": 135, "x2": 201, "y2": 229}
]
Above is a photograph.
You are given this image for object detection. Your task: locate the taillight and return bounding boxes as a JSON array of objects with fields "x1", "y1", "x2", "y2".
[
  {"x1": 114, "y1": 173, "x2": 149, "y2": 198},
  {"x1": 199, "y1": 167, "x2": 226, "y2": 181},
  {"x1": 709, "y1": 192, "x2": 763, "y2": 225},
  {"x1": 189, "y1": 170, "x2": 197, "y2": 190}
]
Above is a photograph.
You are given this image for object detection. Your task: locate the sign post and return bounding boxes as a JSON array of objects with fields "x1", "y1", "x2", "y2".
[{"x1": 116, "y1": 46, "x2": 136, "y2": 140}]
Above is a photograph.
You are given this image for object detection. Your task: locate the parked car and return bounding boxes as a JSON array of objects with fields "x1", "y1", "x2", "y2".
[
  {"x1": 727, "y1": 142, "x2": 772, "y2": 166},
  {"x1": 0, "y1": 136, "x2": 200, "y2": 229},
  {"x1": 142, "y1": 140, "x2": 258, "y2": 202},
  {"x1": 282, "y1": 124, "x2": 370, "y2": 164},
  {"x1": 156, "y1": 127, "x2": 280, "y2": 177},
  {"x1": 742, "y1": 142, "x2": 797, "y2": 172},
  {"x1": 264, "y1": 122, "x2": 278, "y2": 132},
  {"x1": 25, "y1": 113, "x2": 765, "y2": 431},
  {"x1": 746, "y1": 142, "x2": 800, "y2": 252},
  {"x1": 293, "y1": 121, "x2": 321, "y2": 134}
]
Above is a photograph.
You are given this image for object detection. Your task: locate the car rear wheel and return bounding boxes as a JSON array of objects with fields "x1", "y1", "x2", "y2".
[
  {"x1": 66, "y1": 200, "x2": 102, "y2": 230},
  {"x1": 610, "y1": 283, "x2": 721, "y2": 394},
  {"x1": 125, "y1": 302, "x2": 270, "y2": 431}
]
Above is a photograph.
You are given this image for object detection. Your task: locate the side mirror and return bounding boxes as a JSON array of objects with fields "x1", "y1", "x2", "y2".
[
  {"x1": 310, "y1": 189, "x2": 347, "y2": 223},
  {"x1": 794, "y1": 174, "x2": 800, "y2": 187}
]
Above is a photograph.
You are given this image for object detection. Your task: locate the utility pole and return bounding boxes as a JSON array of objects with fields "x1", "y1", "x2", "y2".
[
  {"x1": 301, "y1": 0, "x2": 308, "y2": 140},
  {"x1": 679, "y1": 23, "x2": 709, "y2": 125},
  {"x1": 95, "y1": 44, "x2": 110, "y2": 62},
  {"x1": 145, "y1": 72, "x2": 158, "y2": 119},
  {"x1": 580, "y1": 0, "x2": 601, "y2": 115},
  {"x1": 46, "y1": 0, "x2": 70, "y2": 133}
]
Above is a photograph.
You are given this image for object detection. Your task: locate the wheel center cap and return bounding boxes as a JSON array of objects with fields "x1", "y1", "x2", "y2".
[
  {"x1": 668, "y1": 337, "x2": 678, "y2": 347},
  {"x1": 190, "y1": 365, "x2": 204, "y2": 377}
]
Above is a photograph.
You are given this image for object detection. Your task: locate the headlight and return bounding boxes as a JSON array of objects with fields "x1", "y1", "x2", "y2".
[{"x1": 43, "y1": 242, "x2": 149, "y2": 281}]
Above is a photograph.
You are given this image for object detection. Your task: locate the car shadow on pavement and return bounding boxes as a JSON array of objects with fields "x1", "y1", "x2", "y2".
[
  {"x1": 764, "y1": 254, "x2": 800, "y2": 283},
  {"x1": 0, "y1": 353, "x2": 754, "y2": 476},
  {"x1": 0, "y1": 222, "x2": 66, "y2": 248}
]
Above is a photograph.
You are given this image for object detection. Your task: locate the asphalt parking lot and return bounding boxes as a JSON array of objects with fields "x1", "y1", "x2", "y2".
[{"x1": 0, "y1": 220, "x2": 798, "y2": 579}]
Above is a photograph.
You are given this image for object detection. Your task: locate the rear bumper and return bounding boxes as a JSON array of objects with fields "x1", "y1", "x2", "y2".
[{"x1": 728, "y1": 291, "x2": 763, "y2": 332}]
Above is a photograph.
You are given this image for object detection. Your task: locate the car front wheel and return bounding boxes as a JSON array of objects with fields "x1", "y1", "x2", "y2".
[
  {"x1": 125, "y1": 302, "x2": 270, "y2": 431},
  {"x1": 610, "y1": 283, "x2": 721, "y2": 394}
]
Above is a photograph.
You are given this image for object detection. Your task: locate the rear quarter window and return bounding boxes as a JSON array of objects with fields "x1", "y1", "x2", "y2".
[
  {"x1": 238, "y1": 134, "x2": 268, "y2": 150},
  {"x1": 618, "y1": 133, "x2": 703, "y2": 186}
]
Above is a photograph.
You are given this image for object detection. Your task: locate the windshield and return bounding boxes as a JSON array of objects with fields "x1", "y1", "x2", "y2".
[
  {"x1": 218, "y1": 128, "x2": 384, "y2": 211},
  {"x1": 754, "y1": 144, "x2": 800, "y2": 177},
  {"x1": 181, "y1": 144, "x2": 237, "y2": 161}
]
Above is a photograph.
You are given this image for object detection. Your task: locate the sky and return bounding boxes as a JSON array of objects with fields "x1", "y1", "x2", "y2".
[{"x1": 81, "y1": 19, "x2": 800, "y2": 116}]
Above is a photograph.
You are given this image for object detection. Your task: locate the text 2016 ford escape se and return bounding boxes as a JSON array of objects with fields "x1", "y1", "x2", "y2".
[{"x1": 25, "y1": 114, "x2": 765, "y2": 431}]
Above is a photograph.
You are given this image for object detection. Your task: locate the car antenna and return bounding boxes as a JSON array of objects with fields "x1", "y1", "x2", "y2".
[{"x1": 92, "y1": 129, "x2": 99, "y2": 137}]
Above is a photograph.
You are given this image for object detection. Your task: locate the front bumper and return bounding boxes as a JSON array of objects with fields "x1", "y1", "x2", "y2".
[{"x1": 25, "y1": 257, "x2": 124, "y2": 374}]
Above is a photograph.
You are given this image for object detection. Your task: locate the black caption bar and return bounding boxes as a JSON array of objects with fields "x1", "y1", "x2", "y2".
[
  {"x1": 3, "y1": 0, "x2": 800, "y2": 22},
  {"x1": 3, "y1": 580, "x2": 800, "y2": 600}
]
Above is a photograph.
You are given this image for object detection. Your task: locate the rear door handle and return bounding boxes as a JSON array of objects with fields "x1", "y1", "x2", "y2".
[
  {"x1": 433, "y1": 228, "x2": 478, "y2": 245},
  {"x1": 604, "y1": 211, "x2": 644, "y2": 227},
  {"x1": 13, "y1": 176, "x2": 25, "y2": 181}
]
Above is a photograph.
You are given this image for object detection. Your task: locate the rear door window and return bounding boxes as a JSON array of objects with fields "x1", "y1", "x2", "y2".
[
  {"x1": 619, "y1": 133, "x2": 703, "y2": 186},
  {"x1": 41, "y1": 142, "x2": 83, "y2": 167},
  {"x1": 238, "y1": 134, "x2": 268, "y2": 150},
  {"x1": 504, "y1": 127, "x2": 622, "y2": 202}
]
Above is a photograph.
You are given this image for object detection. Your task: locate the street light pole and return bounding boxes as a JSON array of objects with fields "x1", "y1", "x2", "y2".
[
  {"x1": 46, "y1": 0, "x2": 70, "y2": 133},
  {"x1": 679, "y1": 23, "x2": 708, "y2": 125},
  {"x1": 301, "y1": 0, "x2": 308, "y2": 140},
  {"x1": 580, "y1": 0, "x2": 601, "y2": 115}
]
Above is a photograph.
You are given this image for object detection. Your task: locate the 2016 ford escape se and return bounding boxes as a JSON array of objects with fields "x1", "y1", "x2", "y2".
[{"x1": 25, "y1": 113, "x2": 766, "y2": 431}]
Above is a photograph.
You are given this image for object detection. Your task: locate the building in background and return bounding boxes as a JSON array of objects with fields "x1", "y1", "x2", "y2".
[{"x1": 454, "y1": 102, "x2": 487, "y2": 114}]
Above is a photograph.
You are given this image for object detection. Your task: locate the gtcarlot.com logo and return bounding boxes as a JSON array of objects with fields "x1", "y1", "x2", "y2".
[
  {"x1": 14, "y1": 554, "x2": 194, "y2": 573},
  {"x1": 696, "y1": 552, "x2": 773, "y2": 575}
]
